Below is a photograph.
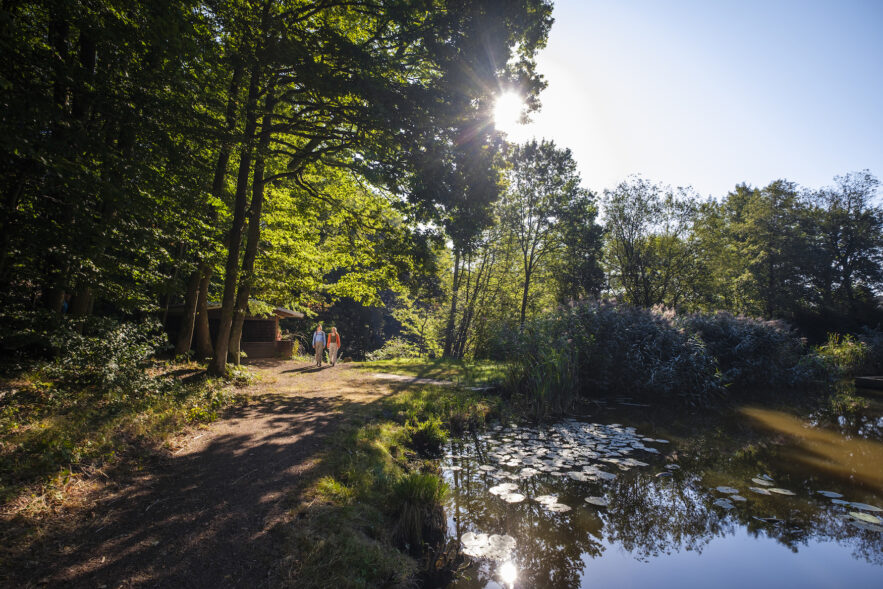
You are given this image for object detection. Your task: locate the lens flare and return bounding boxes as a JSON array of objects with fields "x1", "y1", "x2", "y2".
[
  {"x1": 498, "y1": 560, "x2": 518, "y2": 586},
  {"x1": 493, "y1": 92, "x2": 524, "y2": 133}
]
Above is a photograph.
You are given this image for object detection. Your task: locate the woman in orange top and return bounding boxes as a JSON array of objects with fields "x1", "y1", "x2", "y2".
[{"x1": 328, "y1": 327, "x2": 342, "y2": 366}]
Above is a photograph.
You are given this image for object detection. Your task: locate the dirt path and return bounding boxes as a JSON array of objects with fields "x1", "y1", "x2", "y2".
[{"x1": 14, "y1": 361, "x2": 397, "y2": 589}]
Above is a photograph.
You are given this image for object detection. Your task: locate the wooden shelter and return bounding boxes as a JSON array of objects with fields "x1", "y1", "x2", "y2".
[{"x1": 166, "y1": 303, "x2": 304, "y2": 359}]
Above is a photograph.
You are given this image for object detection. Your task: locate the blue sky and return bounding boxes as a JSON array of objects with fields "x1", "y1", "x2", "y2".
[{"x1": 501, "y1": 0, "x2": 883, "y2": 197}]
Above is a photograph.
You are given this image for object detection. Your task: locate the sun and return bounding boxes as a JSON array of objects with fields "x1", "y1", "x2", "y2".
[{"x1": 493, "y1": 91, "x2": 524, "y2": 134}]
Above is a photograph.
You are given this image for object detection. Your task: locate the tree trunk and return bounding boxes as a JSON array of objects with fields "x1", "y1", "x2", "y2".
[
  {"x1": 69, "y1": 285, "x2": 92, "y2": 317},
  {"x1": 229, "y1": 93, "x2": 275, "y2": 365},
  {"x1": 443, "y1": 248, "x2": 461, "y2": 358},
  {"x1": 194, "y1": 264, "x2": 213, "y2": 360},
  {"x1": 209, "y1": 66, "x2": 261, "y2": 376},
  {"x1": 174, "y1": 268, "x2": 202, "y2": 356},
  {"x1": 520, "y1": 266, "x2": 532, "y2": 326}
]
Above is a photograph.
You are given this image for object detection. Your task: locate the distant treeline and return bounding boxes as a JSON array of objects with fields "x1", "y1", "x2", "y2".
[{"x1": 436, "y1": 147, "x2": 882, "y2": 359}]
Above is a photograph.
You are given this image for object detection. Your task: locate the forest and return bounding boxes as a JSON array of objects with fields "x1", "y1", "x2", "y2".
[{"x1": 2, "y1": 1, "x2": 882, "y2": 588}]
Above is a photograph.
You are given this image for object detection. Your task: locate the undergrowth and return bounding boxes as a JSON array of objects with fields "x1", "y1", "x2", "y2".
[
  {"x1": 279, "y1": 383, "x2": 500, "y2": 588},
  {"x1": 0, "y1": 318, "x2": 245, "y2": 508}
]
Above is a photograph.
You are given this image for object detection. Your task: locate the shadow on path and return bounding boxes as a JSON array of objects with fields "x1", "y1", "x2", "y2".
[{"x1": 14, "y1": 394, "x2": 349, "y2": 588}]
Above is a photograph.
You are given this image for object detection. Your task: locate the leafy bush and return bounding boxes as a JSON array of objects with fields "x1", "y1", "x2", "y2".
[
  {"x1": 366, "y1": 337, "x2": 421, "y2": 361},
  {"x1": 681, "y1": 311, "x2": 809, "y2": 388},
  {"x1": 41, "y1": 318, "x2": 171, "y2": 401},
  {"x1": 817, "y1": 333, "x2": 870, "y2": 378},
  {"x1": 499, "y1": 301, "x2": 824, "y2": 409}
]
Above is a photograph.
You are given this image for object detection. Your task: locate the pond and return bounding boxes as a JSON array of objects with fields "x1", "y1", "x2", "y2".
[{"x1": 442, "y1": 409, "x2": 883, "y2": 589}]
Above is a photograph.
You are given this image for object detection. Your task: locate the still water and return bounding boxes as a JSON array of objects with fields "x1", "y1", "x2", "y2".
[{"x1": 443, "y1": 409, "x2": 882, "y2": 589}]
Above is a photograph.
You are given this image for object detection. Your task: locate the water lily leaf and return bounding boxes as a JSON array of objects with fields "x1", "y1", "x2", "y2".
[
  {"x1": 730, "y1": 495, "x2": 747, "y2": 502},
  {"x1": 585, "y1": 496, "x2": 609, "y2": 507},
  {"x1": 713, "y1": 498, "x2": 735, "y2": 509},
  {"x1": 847, "y1": 519, "x2": 883, "y2": 533},
  {"x1": 500, "y1": 492, "x2": 525, "y2": 503},
  {"x1": 816, "y1": 490, "x2": 842, "y2": 498},
  {"x1": 545, "y1": 503, "x2": 572, "y2": 513},
  {"x1": 716, "y1": 486, "x2": 740, "y2": 494},
  {"x1": 489, "y1": 483, "x2": 519, "y2": 496},
  {"x1": 849, "y1": 502, "x2": 883, "y2": 513},
  {"x1": 664, "y1": 464, "x2": 680, "y2": 470},
  {"x1": 750, "y1": 477, "x2": 774, "y2": 487},
  {"x1": 849, "y1": 511, "x2": 883, "y2": 525},
  {"x1": 596, "y1": 471, "x2": 617, "y2": 481},
  {"x1": 831, "y1": 499, "x2": 850, "y2": 505},
  {"x1": 769, "y1": 488, "x2": 796, "y2": 496},
  {"x1": 534, "y1": 494, "x2": 558, "y2": 505},
  {"x1": 749, "y1": 487, "x2": 772, "y2": 495}
]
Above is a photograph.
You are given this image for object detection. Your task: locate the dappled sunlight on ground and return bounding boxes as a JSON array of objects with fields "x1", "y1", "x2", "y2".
[{"x1": 1, "y1": 360, "x2": 407, "y2": 588}]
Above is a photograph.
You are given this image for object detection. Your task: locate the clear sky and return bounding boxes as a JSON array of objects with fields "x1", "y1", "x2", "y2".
[{"x1": 498, "y1": 0, "x2": 883, "y2": 198}]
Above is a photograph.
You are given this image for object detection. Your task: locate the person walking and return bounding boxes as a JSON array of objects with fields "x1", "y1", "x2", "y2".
[
  {"x1": 312, "y1": 324, "x2": 326, "y2": 367},
  {"x1": 327, "y1": 327, "x2": 342, "y2": 366}
]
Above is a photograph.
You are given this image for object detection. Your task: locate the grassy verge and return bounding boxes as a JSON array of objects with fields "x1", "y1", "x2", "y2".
[
  {"x1": 0, "y1": 360, "x2": 246, "y2": 511},
  {"x1": 276, "y1": 382, "x2": 504, "y2": 588},
  {"x1": 356, "y1": 357, "x2": 507, "y2": 386}
]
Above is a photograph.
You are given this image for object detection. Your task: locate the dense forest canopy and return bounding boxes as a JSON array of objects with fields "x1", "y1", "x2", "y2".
[{"x1": 1, "y1": 0, "x2": 881, "y2": 366}]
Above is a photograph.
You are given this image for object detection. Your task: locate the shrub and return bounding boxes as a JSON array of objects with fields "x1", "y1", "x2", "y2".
[
  {"x1": 680, "y1": 311, "x2": 810, "y2": 388},
  {"x1": 391, "y1": 472, "x2": 449, "y2": 551},
  {"x1": 41, "y1": 318, "x2": 171, "y2": 401},
  {"x1": 366, "y1": 337, "x2": 421, "y2": 361},
  {"x1": 817, "y1": 333, "x2": 870, "y2": 378},
  {"x1": 405, "y1": 418, "x2": 448, "y2": 457},
  {"x1": 499, "y1": 301, "x2": 824, "y2": 409}
]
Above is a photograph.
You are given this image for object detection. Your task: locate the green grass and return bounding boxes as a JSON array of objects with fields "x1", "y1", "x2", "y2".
[
  {"x1": 0, "y1": 362, "x2": 244, "y2": 508},
  {"x1": 280, "y1": 383, "x2": 503, "y2": 587},
  {"x1": 355, "y1": 357, "x2": 507, "y2": 386}
]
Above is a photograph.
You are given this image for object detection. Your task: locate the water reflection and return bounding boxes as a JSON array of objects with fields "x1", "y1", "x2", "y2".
[
  {"x1": 444, "y1": 419, "x2": 883, "y2": 589},
  {"x1": 741, "y1": 407, "x2": 883, "y2": 490}
]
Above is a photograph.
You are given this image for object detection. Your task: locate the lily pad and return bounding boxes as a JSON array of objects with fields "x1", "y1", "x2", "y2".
[
  {"x1": 730, "y1": 495, "x2": 747, "y2": 502},
  {"x1": 816, "y1": 490, "x2": 843, "y2": 499},
  {"x1": 769, "y1": 488, "x2": 796, "y2": 496},
  {"x1": 664, "y1": 464, "x2": 681, "y2": 470},
  {"x1": 716, "y1": 486, "x2": 740, "y2": 494},
  {"x1": 750, "y1": 477, "x2": 774, "y2": 487},
  {"x1": 500, "y1": 492, "x2": 526, "y2": 503},
  {"x1": 460, "y1": 532, "x2": 517, "y2": 561},
  {"x1": 749, "y1": 486, "x2": 772, "y2": 496},
  {"x1": 545, "y1": 503, "x2": 572, "y2": 513},
  {"x1": 847, "y1": 519, "x2": 883, "y2": 533},
  {"x1": 585, "y1": 496, "x2": 609, "y2": 507},
  {"x1": 713, "y1": 498, "x2": 735, "y2": 509},
  {"x1": 489, "y1": 483, "x2": 519, "y2": 496},
  {"x1": 534, "y1": 494, "x2": 558, "y2": 505},
  {"x1": 849, "y1": 502, "x2": 883, "y2": 513},
  {"x1": 849, "y1": 511, "x2": 883, "y2": 525}
]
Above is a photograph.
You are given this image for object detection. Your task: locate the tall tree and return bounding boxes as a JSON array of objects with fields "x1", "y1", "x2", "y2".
[
  {"x1": 501, "y1": 139, "x2": 584, "y2": 325},
  {"x1": 603, "y1": 177, "x2": 698, "y2": 308}
]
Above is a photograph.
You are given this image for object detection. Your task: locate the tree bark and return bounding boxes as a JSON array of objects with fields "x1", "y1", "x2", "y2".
[
  {"x1": 194, "y1": 264, "x2": 214, "y2": 360},
  {"x1": 174, "y1": 268, "x2": 202, "y2": 356},
  {"x1": 229, "y1": 92, "x2": 275, "y2": 365},
  {"x1": 442, "y1": 247, "x2": 461, "y2": 358},
  {"x1": 209, "y1": 66, "x2": 261, "y2": 376}
]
